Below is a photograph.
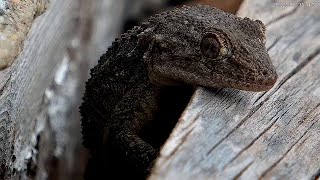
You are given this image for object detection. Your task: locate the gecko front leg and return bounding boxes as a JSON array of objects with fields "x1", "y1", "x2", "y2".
[{"x1": 105, "y1": 84, "x2": 161, "y2": 175}]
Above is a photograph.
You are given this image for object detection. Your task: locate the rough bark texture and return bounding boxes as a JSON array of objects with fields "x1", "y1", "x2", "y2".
[
  {"x1": 149, "y1": 0, "x2": 320, "y2": 179},
  {"x1": 0, "y1": 0, "x2": 125, "y2": 179}
]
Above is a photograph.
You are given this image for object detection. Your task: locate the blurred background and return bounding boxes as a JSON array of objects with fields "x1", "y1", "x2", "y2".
[{"x1": 122, "y1": 0, "x2": 243, "y2": 32}]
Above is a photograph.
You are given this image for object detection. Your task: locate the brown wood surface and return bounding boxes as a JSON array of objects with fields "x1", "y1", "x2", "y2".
[{"x1": 150, "y1": 0, "x2": 320, "y2": 179}]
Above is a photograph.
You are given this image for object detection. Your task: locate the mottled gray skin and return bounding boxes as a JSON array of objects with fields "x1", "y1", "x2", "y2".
[{"x1": 80, "y1": 5, "x2": 277, "y2": 175}]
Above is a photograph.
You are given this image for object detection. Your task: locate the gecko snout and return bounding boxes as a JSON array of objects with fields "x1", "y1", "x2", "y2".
[
  {"x1": 264, "y1": 74, "x2": 277, "y2": 86},
  {"x1": 260, "y1": 69, "x2": 278, "y2": 89}
]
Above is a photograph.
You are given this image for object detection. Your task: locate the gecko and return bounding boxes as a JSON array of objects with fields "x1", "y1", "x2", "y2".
[{"x1": 79, "y1": 5, "x2": 277, "y2": 177}]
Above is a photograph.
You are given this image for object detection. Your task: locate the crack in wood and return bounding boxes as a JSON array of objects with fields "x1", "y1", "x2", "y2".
[
  {"x1": 165, "y1": 126, "x2": 196, "y2": 159},
  {"x1": 250, "y1": 47, "x2": 320, "y2": 124},
  {"x1": 233, "y1": 161, "x2": 254, "y2": 180},
  {"x1": 206, "y1": 109, "x2": 260, "y2": 156},
  {"x1": 206, "y1": 75, "x2": 300, "y2": 157},
  {"x1": 267, "y1": 36, "x2": 282, "y2": 52},
  {"x1": 258, "y1": 121, "x2": 315, "y2": 179},
  {"x1": 253, "y1": 91, "x2": 267, "y2": 105},
  {"x1": 272, "y1": 47, "x2": 320, "y2": 93},
  {"x1": 0, "y1": 75, "x2": 11, "y2": 97},
  {"x1": 296, "y1": 134, "x2": 310, "y2": 149},
  {"x1": 180, "y1": 112, "x2": 201, "y2": 133},
  {"x1": 204, "y1": 54, "x2": 320, "y2": 156},
  {"x1": 310, "y1": 103, "x2": 320, "y2": 115},
  {"x1": 225, "y1": 94, "x2": 245, "y2": 110},
  {"x1": 205, "y1": 90, "x2": 274, "y2": 156},
  {"x1": 266, "y1": 0, "x2": 305, "y2": 26},
  {"x1": 222, "y1": 108, "x2": 285, "y2": 170},
  {"x1": 286, "y1": 102, "x2": 314, "y2": 125}
]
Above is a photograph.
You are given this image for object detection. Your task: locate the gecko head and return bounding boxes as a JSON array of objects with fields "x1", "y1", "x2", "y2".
[{"x1": 144, "y1": 5, "x2": 277, "y2": 91}]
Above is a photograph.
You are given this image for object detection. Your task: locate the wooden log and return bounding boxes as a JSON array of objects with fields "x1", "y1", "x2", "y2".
[
  {"x1": 0, "y1": 0, "x2": 49, "y2": 69},
  {"x1": 149, "y1": 0, "x2": 320, "y2": 179},
  {"x1": 0, "y1": 0, "x2": 126, "y2": 179}
]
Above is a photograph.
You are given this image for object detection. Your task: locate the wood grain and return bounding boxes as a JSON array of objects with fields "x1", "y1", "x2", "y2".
[
  {"x1": 0, "y1": 0, "x2": 126, "y2": 178},
  {"x1": 150, "y1": 0, "x2": 320, "y2": 179}
]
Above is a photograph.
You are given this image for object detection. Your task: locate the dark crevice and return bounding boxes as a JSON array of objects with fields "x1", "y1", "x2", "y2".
[
  {"x1": 0, "y1": 75, "x2": 11, "y2": 97},
  {"x1": 141, "y1": 86, "x2": 194, "y2": 149},
  {"x1": 26, "y1": 134, "x2": 41, "y2": 179},
  {"x1": 84, "y1": 86, "x2": 194, "y2": 180},
  {"x1": 296, "y1": 134, "x2": 310, "y2": 148},
  {"x1": 164, "y1": 89, "x2": 218, "y2": 158},
  {"x1": 166, "y1": 0, "x2": 191, "y2": 6},
  {"x1": 253, "y1": 91, "x2": 267, "y2": 105},
  {"x1": 0, "y1": 164, "x2": 5, "y2": 180}
]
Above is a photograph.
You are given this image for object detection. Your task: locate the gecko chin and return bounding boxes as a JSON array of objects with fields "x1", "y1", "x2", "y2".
[
  {"x1": 232, "y1": 80, "x2": 276, "y2": 92},
  {"x1": 195, "y1": 72, "x2": 278, "y2": 92}
]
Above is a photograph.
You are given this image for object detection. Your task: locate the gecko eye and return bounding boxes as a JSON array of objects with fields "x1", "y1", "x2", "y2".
[
  {"x1": 200, "y1": 33, "x2": 221, "y2": 59},
  {"x1": 200, "y1": 32, "x2": 231, "y2": 60}
]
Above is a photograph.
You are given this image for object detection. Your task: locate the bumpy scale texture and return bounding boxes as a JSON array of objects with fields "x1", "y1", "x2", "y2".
[{"x1": 80, "y1": 5, "x2": 277, "y2": 175}]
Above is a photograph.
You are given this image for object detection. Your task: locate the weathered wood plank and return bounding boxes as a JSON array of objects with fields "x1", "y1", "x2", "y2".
[
  {"x1": 0, "y1": 0, "x2": 126, "y2": 178},
  {"x1": 150, "y1": 0, "x2": 320, "y2": 179},
  {"x1": 0, "y1": 0, "x2": 49, "y2": 69},
  {"x1": 1, "y1": 1, "x2": 76, "y2": 177}
]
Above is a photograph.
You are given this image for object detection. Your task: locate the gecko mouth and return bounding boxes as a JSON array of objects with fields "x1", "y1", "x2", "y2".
[
  {"x1": 202, "y1": 71, "x2": 278, "y2": 92},
  {"x1": 226, "y1": 75, "x2": 277, "y2": 91}
]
